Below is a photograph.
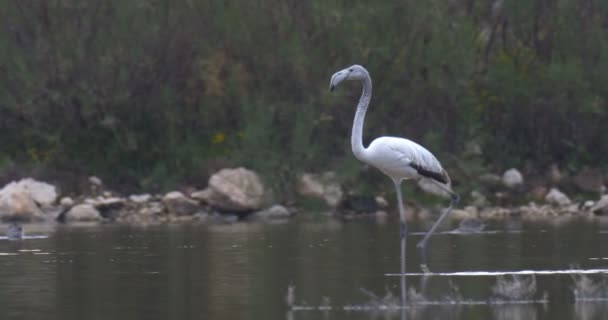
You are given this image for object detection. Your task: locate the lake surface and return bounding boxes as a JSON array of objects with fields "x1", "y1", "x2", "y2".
[{"x1": 0, "y1": 215, "x2": 607, "y2": 320}]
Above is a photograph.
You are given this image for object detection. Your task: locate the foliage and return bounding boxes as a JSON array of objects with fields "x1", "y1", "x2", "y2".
[{"x1": 0, "y1": 0, "x2": 607, "y2": 195}]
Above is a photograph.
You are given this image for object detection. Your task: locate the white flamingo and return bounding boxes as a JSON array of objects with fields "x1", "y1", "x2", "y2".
[{"x1": 330, "y1": 64, "x2": 459, "y2": 305}]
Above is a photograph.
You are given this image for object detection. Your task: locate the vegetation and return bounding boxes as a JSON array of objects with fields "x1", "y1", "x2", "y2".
[{"x1": 1, "y1": 0, "x2": 607, "y2": 197}]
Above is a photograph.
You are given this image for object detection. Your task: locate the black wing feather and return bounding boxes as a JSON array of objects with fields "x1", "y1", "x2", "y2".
[{"x1": 409, "y1": 163, "x2": 449, "y2": 184}]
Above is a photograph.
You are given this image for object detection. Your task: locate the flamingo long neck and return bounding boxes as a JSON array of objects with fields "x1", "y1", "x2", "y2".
[{"x1": 351, "y1": 72, "x2": 372, "y2": 160}]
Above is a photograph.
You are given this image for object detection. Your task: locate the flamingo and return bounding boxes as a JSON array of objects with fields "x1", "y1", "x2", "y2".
[{"x1": 330, "y1": 64, "x2": 459, "y2": 305}]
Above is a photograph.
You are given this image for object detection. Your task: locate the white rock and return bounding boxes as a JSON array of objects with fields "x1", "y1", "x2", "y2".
[
  {"x1": 0, "y1": 182, "x2": 43, "y2": 220},
  {"x1": 591, "y1": 195, "x2": 608, "y2": 214},
  {"x1": 129, "y1": 194, "x2": 152, "y2": 203},
  {"x1": 0, "y1": 178, "x2": 58, "y2": 206},
  {"x1": 296, "y1": 172, "x2": 343, "y2": 207},
  {"x1": 93, "y1": 197, "x2": 126, "y2": 211},
  {"x1": 14, "y1": 178, "x2": 58, "y2": 205},
  {"x1": 199, "y1": 167, "x2": 266, "y2": 211},
  {"x1": 138, "y1": 202, "x2": 164, "y2": 216},
  {"x1": 65, "y1": 204, "x2": 101, "y2": 222},
  {"x1": 162, "y1": 191, "x2": 199, "y2": 215},
  {"x1": 375, "y1": 196, "x2": 389, "y2": 209},
  {"x1": 89, "y1": 176, "x2": 103, "y2": 186},
  {"x1": 583, "y1": 200, "x2": 595, "y2": 210},
  {"x1": 60, "y1": 197, "x2": 74, "y2": 207},
  {"x1": 250, "y1": 205, "x2": 292, "y2": 220},
  {"x1": 502, "y1": 168, "x2": 524, "y2": 188},
  {"x1": 545, "y1": 188, "x2": 571, "y2": 206},
  {"x1": 451, "y1": 206, "x2": 479, "y2": 220}
]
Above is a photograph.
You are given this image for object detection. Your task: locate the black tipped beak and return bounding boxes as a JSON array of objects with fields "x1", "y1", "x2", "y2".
[{"x1": 330, "y1": 85, "x2": 335, "y2": 92}]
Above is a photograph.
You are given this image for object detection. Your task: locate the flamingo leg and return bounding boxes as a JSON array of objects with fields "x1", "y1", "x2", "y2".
[
  {"x1": 393, "y1": 180, "x2": 407, "y2": 308},
  {"x1": 416, "y1": 181, "x2": 460, "y2": 272}
]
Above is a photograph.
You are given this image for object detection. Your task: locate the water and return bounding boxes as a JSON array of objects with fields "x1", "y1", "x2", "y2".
[{"x1": 0, "y1": 216, "x2": 607, "y2": 319}]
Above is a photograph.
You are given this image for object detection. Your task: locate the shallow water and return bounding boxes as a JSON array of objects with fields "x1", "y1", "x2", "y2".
[{"x1": 0, "y1": 216, "x2": 607, "y2": 319}]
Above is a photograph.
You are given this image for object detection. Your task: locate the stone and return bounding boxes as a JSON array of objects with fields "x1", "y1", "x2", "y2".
[
  {"x1": 451, "y1": 206, "x2": 478, "y2": 220},
  {"x1": 60, "y1": 197, "x2": 74, "y2": 207},
  {"x1": 162, "y1": 191, "x2": 200, "y2": 215},
  {"x1": 375, "y1": 196, "x2": 389, "y2": 209},
  {"x1": 572, "y1": 169, "x2": 605, "y2": 193},
  {"x1": 129, "y1": 194, "x2": 152, "y2": 204},
  {"x1": 545, "y1": 188, "x2": 571, "y2": 206},
  {"x1": 479, "y1": 207, "x2": 511, "y2": 219},
  {"x1": 583, "y1": 200, "x2": 595, "y2": 211},
  {"x1": 591, "y1": 195, "x2": 608, "y2": 215},
  {"x1": 10, "y1": 178, "x2": 58, "y2": 206},
  {"x1": 249, "y1": 205, "x2": 292, "y2": 220},
  {"x1": 65, "y1": 204, "x2": 101, "y2": 222},
  {"x1": 529, "y1": 186, "x2": 548, "y2": 202},
  {"x1": 0, "y1": 184, "x2": 42, "y2": 221},
  {"x1": 296, "y1": 172, "x2": 343, "y2": 207},
  {"x1": 199, "y1": 167, "x2": 265, "y2": 211},
  {"x1": 470, "y1": 190, "x2": 487, "y2": 207},
  {"x1": 479, "y1": 173, "x2": 502, "y2": 188},
  {"x1": 89, "y1": 176, "x2": 103, "y2": 186},
  {"x1": 502, "y1": 168, "x2": 524, "y2": 188},
  {"x1": 138, "y1": 202, "x2": 165, "y2": 216}
]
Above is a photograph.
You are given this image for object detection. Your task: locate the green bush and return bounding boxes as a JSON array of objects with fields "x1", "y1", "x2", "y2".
[{"x1": 0, "y1": 0, "x2": 607, "y2": 195}]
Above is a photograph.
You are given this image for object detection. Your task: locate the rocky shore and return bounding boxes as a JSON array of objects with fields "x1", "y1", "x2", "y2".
[{"x1": 0, "y1": 166, "x2": 606, "y2": 225}]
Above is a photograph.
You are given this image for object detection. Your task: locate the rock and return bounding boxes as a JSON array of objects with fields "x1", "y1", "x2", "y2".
[
  {"x1": 479, "y1": 173, "x2": 502, "y2": 188},
  {"x1": 545, "y1": 188, "x2": 571, "y2": 206},
  {"x1": 138, "y1": 202, "x2": 165, "y2": 216},
  {"x1": 89, "y1": 176, "x2": 103, "y2": 187},
  {"x1": 375, "y1": 196, "x2": 389, "y2": 209},
  {"x1": 502, "y1": 168, "x2": 524, "y2": 188},
  {"x1": 591, "y1": 195, "x2": 608, "y2": 215},
  {"x1": 10, "y1": 178, "x2": 58, "y2": 206},
  {"x1": 198, "y1": 167, "x2": 265, "y2": 211},
  {"x1": 250, "y1": 205, "x2": 292, "y2": 220},
  {"x1": 65, "y1": 204, "x2": 101, "y2": 222},
  {"x1": 60, "y1": 197, "x2": 74, "y2": 207},
  {"x1": 0, "y1": 178, "x2": 57, "y2": 211},
  {"x1": 451, "y1": 206, "x2": 478, "y2": 220},
  {"x1": 162, "y1": 191, "x2": 200, "y2": 215},
  {"x1": 583, "y1": 200, "x2": 595, "y2": 211},
  {"x1": 470, "y1": 190, "x2": 487, "y2": 207},
  {"x1": 0, "y1": 184, "x2": 42, "y2": 221},
  {"x1": 529, "y1": 186, "x2": 548, "y2": 202},
  {"x1": 479, "y1": 207, "x2": 511, "y2": 219},
  {"x1": 92, "y1": 197, "x2": 125, "y2": 209},
  {"x1": 296, "y1": 172, "x2": 343, "y2": 207},
  {"x1": 129, "y1": 194, "x2": 152, "y2": 204},
  {"x1": 572, "y1": 169, "x2": 605, "y2": 193},
  {"x1": 92, "y1": 197, "x2": 126, "y2": 218}
]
